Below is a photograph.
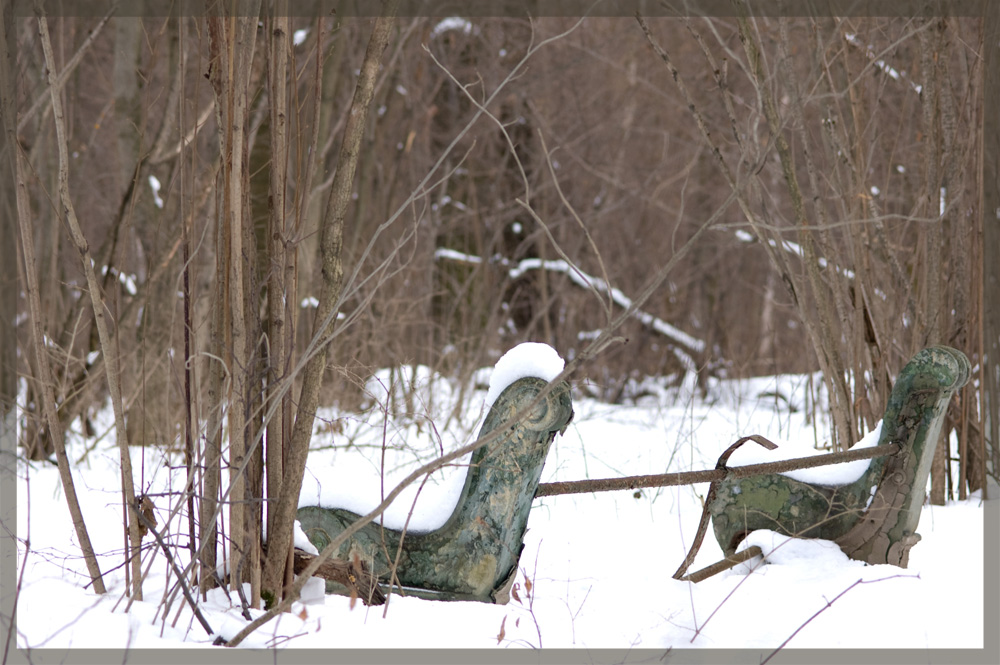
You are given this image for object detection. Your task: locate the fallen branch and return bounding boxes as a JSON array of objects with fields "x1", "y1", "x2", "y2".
[
  {"x1": 434, "y1": 249, "x2": 705, "y2": 367},
  {"x1": 534, "y1": 441, "x2": 899, "y2": 497},
  {"x1": 290, "y1": 549, "x2": 385, "y2": 607}
]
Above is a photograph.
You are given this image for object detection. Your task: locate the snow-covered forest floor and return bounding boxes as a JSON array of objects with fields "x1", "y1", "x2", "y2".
[{"x1": 11, "y1": 359, "x2": 988, "y2": 659}]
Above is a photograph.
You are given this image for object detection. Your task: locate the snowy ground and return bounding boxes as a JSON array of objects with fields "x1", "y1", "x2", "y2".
[{"x1": 9, "y1": 346, "x2": 993, "y2": 661}]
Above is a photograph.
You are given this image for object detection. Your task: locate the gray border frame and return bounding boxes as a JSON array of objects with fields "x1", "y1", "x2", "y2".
[
  {"x1": 2, "y1": 1, "x2": 997, "y2": 663},
  {"x1": 5, "y1": 0, "x2": 1000, "y2": 18}
]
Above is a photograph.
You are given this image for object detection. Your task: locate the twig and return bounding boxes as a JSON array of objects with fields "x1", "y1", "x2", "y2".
[
  {"x1": 685, "y1": 528, "x2": 809, "y2": 644},
  {"x1": 425, "y1": 37, "x2": 621, "y2": 325},
  {"x1": 526, "y1": 548, "x2": 543, "y2": 649},
  {"x1": 761, "y1": 574, "x2": 919, "y2": 664},
  {"x1": 134, "y1": 497, "x2": 221, "y2": 643},
  {"x1": 233, "y1": 556, "x2": 252, "y2": 621},
  {"x1": 383, "y1": 473, "x2": 432, "y2": 616},
  {"x1": 7, "y1": 9, "x2": 107, "y2": 595},
  {"x1": 17, "y1": 4, "x2": 118, "y2": 132},
  {"x1": 3, "y1": 537, "x2": 30, "y2": 663}
]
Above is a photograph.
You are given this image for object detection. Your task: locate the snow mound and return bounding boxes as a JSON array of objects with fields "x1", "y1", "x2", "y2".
[
  {"x1": 293, "y1": 520, "x2": 319, "y2": 555},
  {"x1": 732, "y1": 529, "x2": 855, "y2": 575},
  {"x1": 485, "y1": 342, "x2": 565, "y2": 408}
]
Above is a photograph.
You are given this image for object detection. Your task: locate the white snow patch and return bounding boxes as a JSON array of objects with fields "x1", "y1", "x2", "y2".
[
  {"x1": 100, "y1": 265, "x2": 138, "y2": 296},
  {"x1": 433, "y1": 247, "x2": 482, "y2": 265},
  {"x1": 293, "y1": 520, "x2": 319, "y2": 555},
  {"x1": 431, "y1": 17, "x2": 472, "y2": 38},
  {"x1": 148, "y1": 175, "x2": 164, "y2": 209},
  {"x1": 732, "y1": 529, "x2": 857, "y2": 575},
  {"x1": 298, "y1": 576, "x2": 327, "y2": 606},
  {"x1": 844, "y1": 32, "x2": 922, "y2": 95},
  {"x1": 485, "y1": 342, "x2": 565, "y2": 408},
  {"x1": 508, "y1": 258, "x2": 705, "y2": 355},
  {"x1": 726, "y1": 420, "x2": 883, "y2": 486}
]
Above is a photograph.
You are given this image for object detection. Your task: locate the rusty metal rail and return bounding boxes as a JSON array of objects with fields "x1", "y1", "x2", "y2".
[{"x1": 534, "y1": 441, "x2": 900, "y2": 498}]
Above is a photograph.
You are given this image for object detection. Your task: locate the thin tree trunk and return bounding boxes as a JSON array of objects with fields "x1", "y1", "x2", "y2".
[
  {"x1": 3, "y1": 25, "x2": 106, "y2": 592},
  {"x1": 206, "y1": 2, "x2": 263, "y2": 602},
  {"x1": 980, "y1": 3, "x2": 999, "y2": 495},
  {"x1": 260, "y1": 0, "x2": 399, "y2": 601},
  {"x1": 264, "y1": 3, "x2": 290, "y2": 603},
  {"x1": 919, "y1": 18, "x2": 947, "y2": 506},
  {"x1": 199, "y1": 214, "x2": 226, "y2": 595},
  {"x1": 12, "y1": 168, "x2": 107, "y2": 595},
  {"x1": 34, "y1": 4, "x2": 145, "y2": 597},
  {"x1": 0, "y1": 6, "x2": 17, "y2": 421}
]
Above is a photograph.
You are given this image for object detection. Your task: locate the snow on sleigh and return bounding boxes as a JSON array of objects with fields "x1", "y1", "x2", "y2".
[{"x1": 295, "y1": 344, "x2": 969, "y2": 604}]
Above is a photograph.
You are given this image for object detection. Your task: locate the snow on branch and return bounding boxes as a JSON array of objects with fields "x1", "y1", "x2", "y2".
[
  {"x1": 844, "y1": 32, "x2": 922, "y2": 95},
  {"x1": 509, "y1": 258, "x2": 705, "y2": 355},
  {"x1": 433, "y1": 248, "x2": 706, "y2": 367},
  {"x1": 734, "y1": 230, "x2": 856, "y2": 280},
  {"x1": 434, "y1": 247, "x2": 483, "y2": 265}
]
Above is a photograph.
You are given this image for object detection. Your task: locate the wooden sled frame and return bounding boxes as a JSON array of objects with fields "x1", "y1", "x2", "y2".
[
  {"x1": 707, "y1": 345, "x2": 971, "y2": 568},
  {"x1": 297, "y1": 376, "x2": 574, "y2": 603}
]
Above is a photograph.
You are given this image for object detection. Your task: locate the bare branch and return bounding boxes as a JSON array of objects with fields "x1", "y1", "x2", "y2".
[{"x1": 17, "y1": 4, "x2": 117, "y2": 132}]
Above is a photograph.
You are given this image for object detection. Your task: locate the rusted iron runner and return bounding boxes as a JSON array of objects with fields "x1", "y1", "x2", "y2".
[{"x1": 534, "y1": 441, "x2": 900, "y2": 498}]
